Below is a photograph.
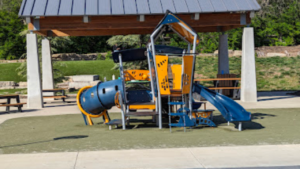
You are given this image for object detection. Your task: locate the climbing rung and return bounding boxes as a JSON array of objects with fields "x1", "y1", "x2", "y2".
[
  {"x1": 169, "y1": 123, "x2": 185, "y2": 127},
  {"x1": 169, "y1": 113, "x2": 185, "y2": 116},
  {"x1": 168, "y1": 102, "x2": 185, "y2": 105}
]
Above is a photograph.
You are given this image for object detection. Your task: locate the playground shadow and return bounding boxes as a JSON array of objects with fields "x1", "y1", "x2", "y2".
[
  {"x1": 213, "y1": 112, "x2": 276, "y2": 130},
  {"x1": 257, "y1": 96, "x2": 298, "y2": 102},
  {"x1": 44, "y1": 103, "x2": 77, "y2": 108},
  {"x1": 0, "y1": 109, "x2": 39, "y2": 115},
  {"x1": 0, "y1": 135, "x2": 88, "y2": 149}
]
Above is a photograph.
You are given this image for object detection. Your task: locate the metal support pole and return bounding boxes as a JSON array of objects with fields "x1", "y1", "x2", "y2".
[
  {"x1": 168, "y1": 96, "x2": 171, "y2": 133},
  {"x1": 238, "y1": 122, "x2": 242, "y2": 131},
  {"x1": 150, "y1": 24, "x2": 164, "y2": 129}
]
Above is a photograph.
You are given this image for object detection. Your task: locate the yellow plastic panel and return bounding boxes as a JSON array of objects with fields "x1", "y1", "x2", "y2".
[
  {"x1": 124, "y1": 70, "x2": 150, "y2": 81},
  {"x1": 171, "y1": 64, "x2": 182, "y2": 90},
  {"x1": 182, "y1": 56, "x2": 194, "y2": 94},
  {"x1": 129, "y1": 104, "x2": 156, "y2": 110},
  {"x1": 155, "y1": 55, "x2": 170, "y2": 95}
]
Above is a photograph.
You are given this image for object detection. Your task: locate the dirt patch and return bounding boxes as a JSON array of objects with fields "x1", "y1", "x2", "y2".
[{"x1": 256, "y1": 45, "x2": 300, "y2": 57}]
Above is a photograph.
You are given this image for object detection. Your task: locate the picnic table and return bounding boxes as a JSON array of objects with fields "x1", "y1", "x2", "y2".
[
  {"x1": 0, "y1": 94, "x2": 26, "y2": 112},
  {"x1": 43, "y1": 89, "x2": 67, "y2": 102}
]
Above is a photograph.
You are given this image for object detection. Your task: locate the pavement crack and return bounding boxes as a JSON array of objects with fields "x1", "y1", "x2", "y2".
[
  {"x1": 73, "y1": 151, "x2": 79, "y2": 169},
  {"x1": 188, "y1": 148, "x2": 206, "y2": 169}
]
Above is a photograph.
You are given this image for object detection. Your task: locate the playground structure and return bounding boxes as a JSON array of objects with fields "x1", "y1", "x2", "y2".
[{"x1": 76, "y1": 11, "x2": 251, "y2": 131}]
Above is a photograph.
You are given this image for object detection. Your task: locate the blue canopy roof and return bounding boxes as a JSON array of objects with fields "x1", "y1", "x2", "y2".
[{"x1": 113, "y1": 45, "x2": 184, "y2": 63}]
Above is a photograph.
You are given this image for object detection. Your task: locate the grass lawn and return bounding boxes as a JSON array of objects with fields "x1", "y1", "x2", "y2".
[
  {"x1": 0, "y1": 63, "x2": 26, "y2": 82},
  {"x1": 58, "y1": 60, "x2": 119, "y2": 81},
  {"x1": 0, "y1": 108, "x2": 299, "y2": 154},
  {"x1": 0, "y1": 57, "x2": 299, "y2": 91},
  {"x1": 0, "y1": 60, "x2": 119, "y2": 82},
  {"x1": 172, "y1": 56, "x2": 300, "y2": 91},
  {"x1": 0, "y1": 89, "x2": 27, "y2": 95}
]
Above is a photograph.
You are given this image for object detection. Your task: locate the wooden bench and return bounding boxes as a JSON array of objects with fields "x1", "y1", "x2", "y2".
[
  {"x1": 43, "y1": 89, "x2": 67, "y2": 102},
  {"x1": 194, "y1": 77, "x2": 241, "y2": 99},
  {"x1": 0, "y1": 102, "x2": 26, "y2": 112}
]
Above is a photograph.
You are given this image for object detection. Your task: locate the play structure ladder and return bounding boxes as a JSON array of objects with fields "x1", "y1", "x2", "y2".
[{"x1": 168, "y1": 96, "x2": 188, "y2": 132}]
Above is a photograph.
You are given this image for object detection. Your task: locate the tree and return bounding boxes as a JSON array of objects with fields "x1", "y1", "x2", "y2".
[
  {"x1": 107, "y1": 35, "x2": 150, "y2": 49},
  {"x1": 0, "y1": 10, "x2": 26, "y2": 59}
]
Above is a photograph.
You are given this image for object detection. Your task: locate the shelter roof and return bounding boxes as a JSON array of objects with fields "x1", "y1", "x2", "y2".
[{"x1": 19, "y1": 0, "x2": 260, "y2": 17}]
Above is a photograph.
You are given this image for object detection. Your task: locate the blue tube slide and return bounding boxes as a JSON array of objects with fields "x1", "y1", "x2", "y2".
[
  {"x1": 193, "y1": 83, "x2": 251, "y2": 122},
  {"x1": 79, "y1": 79, "x2": 123, "y2": 115}
]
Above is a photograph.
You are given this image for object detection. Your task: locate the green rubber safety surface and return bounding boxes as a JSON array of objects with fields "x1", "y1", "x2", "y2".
[{"x1": 0, "y1": 108, "x2": 300, "y2": 154}]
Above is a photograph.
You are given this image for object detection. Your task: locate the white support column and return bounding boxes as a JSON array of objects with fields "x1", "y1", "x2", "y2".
[
  {"x1": 241, "y1": 27, "x2": 257, "y2": 102},
  {"x1": 218, "y1": 33, "x2": 229, "y2": 74},
  {"x1": 42, "y1": 38, "x2": 54, "y2": 96},
  {"x1": 27, "y1": 34, "x2": 44, "y2": 108}
]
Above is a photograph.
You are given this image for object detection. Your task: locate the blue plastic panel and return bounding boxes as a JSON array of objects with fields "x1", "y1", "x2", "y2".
[
  {"x1": 59, "y1": 0, "x2": 73, "y2": 15},
  {"x1": 31, "y1": 0, "x2": 47, "y2": 16},
  {"x1": 185, "y1": 0, "x2": 201, "y2": 13},
  {"x1": 124, "y1": 0, "x2": 137, "y2": 14},
  {"x1": 222, "y1": 0, "x2": 239, "y2": 11},
  {"x1": 136, "y1": 0, "x2": 150, "y2": 14},
  {"x1": 22, "y1": 0, "x2": 35, "y2": 16},
  {"x1": 161, "y1": 14, "x2": 180, "y2": 24},
  {"x1": 111, "y1": 0, "x2": 124, "y2": 15},
  {"x1": 161, "y1": 0, "x2": 176, "y2": 13},
  {"x1": 113, "y1": 48, "x2": 147, "y2": 63},
  {"x1": 234, "y1": 0, "x2": 251, "y2": 11},
  {"x1": 73, "y1": 0, "x2": 86, "y2": 15},
  {"x1": 148, "y1": 0, "x2": 163, "y2": 14},
  {"x1": 86, "y1": 0, "x2": 98, "y2": 15},
  {"x1": 173, "y1": 0, "x2": 189, "y2": 13},
  {"x1": 197, "y1": 0, "x2": 214, "y2": 12},
  {"x1": 210, "y1": 0, "x2": 227, "y2": 12},
  {"x1": 99, "y1": 0, "x2": 111, "y2": 15},
  {"x1": 127, "y1": 90, "x2": 152, "y2": 103},
  {"x1": 45, "y1": 0, "x2": 60, "y2": 16}
]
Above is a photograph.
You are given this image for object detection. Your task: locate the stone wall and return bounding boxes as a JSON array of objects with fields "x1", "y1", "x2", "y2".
[
  {"x1": 57, "y1": 75, "x2": 101, "y2": 89},
  {"x1": 255, "y1": 45, "x2": 300, "y2": 57},
  {"x1": 52, "y1": 53, "x2": 107, "y2": 61},
  {"x1": 0, "y1": 81, "x2": 27, "y2": 89}
]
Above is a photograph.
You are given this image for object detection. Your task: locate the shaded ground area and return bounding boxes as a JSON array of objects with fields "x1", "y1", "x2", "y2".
[{"x1": 0, "y1": 108, "x2": 299, "y2": 154}]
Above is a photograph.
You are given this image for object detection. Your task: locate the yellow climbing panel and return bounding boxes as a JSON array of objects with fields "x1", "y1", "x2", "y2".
[
  {"x1": 124, "y1": 70, "x2": 150, "y2": 81},
  {"x1": 171, "y1": 64, "x2": 182, "y2": 90},
  {"x1": 182, "y1": 56, "x2": 194, "y2": 94},
  {"x1": 155, "y1": 55, "x2": 170, "y2": 95}
]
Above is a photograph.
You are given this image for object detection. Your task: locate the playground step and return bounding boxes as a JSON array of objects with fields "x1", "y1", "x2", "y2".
[
  {"x1": 169, "y1": 123, "x2": 185, "y2": 127},
  {"x1": 193, "y1": 109, "x2": 215, "y2": 112},
  {"x1": 106, "y1": 119, "x2": 123, "y2": 125},
  {"x1": 169, "y1": 113, "x2": 185, "y2": 116},
  {"x1": 168, "y1": 102, "x2": 185, "y2": 105},
  {"x1": 127, "y1": 102, "x2": 155, "y2": 105},
  {"x1": 127, "y1": 111, "x2": 157, "y2": 116},
  {"x1": 128, "y1": 119, "x2": 154, "y2": 123}
]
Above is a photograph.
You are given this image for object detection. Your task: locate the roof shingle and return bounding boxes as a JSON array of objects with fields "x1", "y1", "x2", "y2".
[{"x1": 19, "y1": 0, "x2": 261, "y2": 17}]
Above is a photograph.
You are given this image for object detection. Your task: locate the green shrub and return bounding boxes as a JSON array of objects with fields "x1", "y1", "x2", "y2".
[
  {"x1": 106, "y1": 51, "x2": 112, "y2": 60},
  {"x1": 97, "y1": 53, "x2": 104, "y2": 60}
]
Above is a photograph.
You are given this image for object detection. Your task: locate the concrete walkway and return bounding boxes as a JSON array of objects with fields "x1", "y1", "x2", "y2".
[{"x1": 0, "y1": 144, "x2": 300, "y2": 169}]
